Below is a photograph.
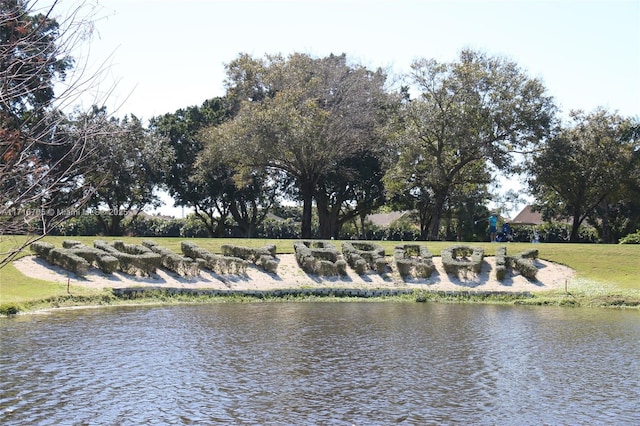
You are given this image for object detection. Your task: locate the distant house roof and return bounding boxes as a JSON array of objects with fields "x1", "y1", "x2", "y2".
[
  {"x1": 510, "y1": 205, "x2": 544, "y2": 225},
  {"x1": 510, "y1": 205, "x2": 572, "y2": 225},
  {"x1": 367, "y1": 211, "x2": 408, "y2": 227}
]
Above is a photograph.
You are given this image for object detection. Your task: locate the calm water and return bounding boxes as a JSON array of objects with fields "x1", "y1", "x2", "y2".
[{"x1": 1, "y1": 303, "x2": 639, "y2": 425}]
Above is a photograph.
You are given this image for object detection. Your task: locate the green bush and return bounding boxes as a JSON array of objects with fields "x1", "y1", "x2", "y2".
[
  {"x1": 68, "y1": 244, "x2": 119, "y2": 274},
  {"x1": 293, "y1": 241, "x2": 347, "y2": 276},
  {"x1": 30, "y1": 241, "x2": 55, "y2": 258},
  {"x1": 62, "y1": 240, "x2": 82, "y2": 248},
  {"x1": 181, "y1": 241, "x2": 248, "y2": 275},
  {"x1": 342, "y1": 241, "x2": 387, "y2": 275},
  {"x1": 0, "y1": 303, "x2": 22, "y2": 316},
  {"x1": 619, "y1": 230, "x2": 640, "y2": 244},
  {"x1": 94, "y1": 240, "x2": 161, "y2": 276},
  {"x1": 495, "y1": 246, "x2": 509, "y2": 281},
  {"x1": 221, "y1": 244, "x2": 278, "y2": 273},
  {"x1": 441, "y1": 245, "x2": 484, "y2": 276},
  {"x1": 48, "y1": 248, "x2": 90, "y2": 276},
  {"x1": 394, "y1": 244, "x2": 434, "y2": 279},
  {"x1": 31, "y1": 240, "x2": 118, "y2": 274},
  {"x1": 511, "y1": 249, "x2": 539, "y2": 280},
  {"x1": 142, "y1": 240, "x2": 200, "y2": 277}
]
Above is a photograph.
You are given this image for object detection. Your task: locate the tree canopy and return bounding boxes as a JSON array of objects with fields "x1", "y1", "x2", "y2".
[
  {"x1": 208, "y1": 52, "x2": 396, "y2": 238},
  {"x1": 1, "y1": 0, "x2": 108, "y2": 267},
  {"x1": 529, "y1": 109, "x2": 638, "y2": 242},
  {"x1": 385, "y1": 50, "x2": 556, "y2": 239}
]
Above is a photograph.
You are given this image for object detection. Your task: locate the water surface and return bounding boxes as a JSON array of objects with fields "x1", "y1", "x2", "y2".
[{"x1": 1, "y1": 303, "x2": 639, "y2": 425}]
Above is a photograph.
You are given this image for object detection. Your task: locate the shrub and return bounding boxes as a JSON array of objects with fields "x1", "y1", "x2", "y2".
[
  {"x1": 341, "y1": 241, "x2": 387, "y2": 275},
  {"x1": 32, "y1": 241, "x2": 118, "y2": 274},
  {"x1": 221, "y1": 244, "x2": 278, "y2": 273},
  {"x1": 68, "y1": 243, "x2": 119, "y2": 274},
  {"x1": 511, "y1": 249, "x2": 539, "y2": 280},
  {"x1": 141, "y1": 240, "x2": 200, "y2": 277},
  {"x1": 94, "y1": 240, "x2": 161, "y2": 277},
  {"x1": 619, "y1": 230, "x2": 640, "y2": 244},
  {"x1": 441, "y1": 245, "x2": 484, "y2": 277},
  {"x1": 394, "y1": 244, "x2": 435, "y2": 279},
  {"x1": 293, "y1": 241, "x2": 347, "y2": 276},
  {"x1": 48, "y1": 248, "x2": 90, "y2": 276},
  {"x1": 62, "y1": 240, "x2": 82, "y2": 248},
  {"x1": 495, "y1": 246, "x2": 509, "y2": 281},
  {"x1": 0, "y1": 303, "x2": 21, "y2": 316},
  {"x1": 181, "y1": 241, "x2": 248, "y2": 275},
  {"x1": 30, "y1": 241, "x2": 55, "y2": 258}
]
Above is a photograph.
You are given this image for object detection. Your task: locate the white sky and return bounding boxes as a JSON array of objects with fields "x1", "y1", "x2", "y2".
[{"x1": 49, "y1": 0, "x2": 640, "y2": 217}]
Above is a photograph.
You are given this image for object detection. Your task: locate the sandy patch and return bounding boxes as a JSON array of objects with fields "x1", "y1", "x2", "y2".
[{"x1": 13, "y1": 254, "x2": 575, "y2": 293}]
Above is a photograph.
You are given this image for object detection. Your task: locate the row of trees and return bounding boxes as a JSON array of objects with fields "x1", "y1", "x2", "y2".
[{"x1": 2, "y1": 1, "x2": 639, "y2": 268}]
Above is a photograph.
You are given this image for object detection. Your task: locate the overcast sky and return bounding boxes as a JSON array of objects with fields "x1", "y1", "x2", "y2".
[{"x1": 47, "y1": 0, "x2": 640, "y2": 217}]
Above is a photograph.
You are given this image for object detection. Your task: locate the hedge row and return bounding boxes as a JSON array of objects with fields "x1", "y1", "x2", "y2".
[
  {"x1": 142, "y1": 240, "x2": 200, "y2": 277},
  {"x1": 494, "y1": 247, "x2": 539, "y2": 281},
  {"x1": 495, "y1": 246, "x2": 508, "y2": 281},
  {"x1": 441, "y1": 245, "x2": 484, "y2": 277},
  {"x1": 181, "y1": 241, "x2": 248, "y2": 275},
  {"x1": 293, "y1": 241, "x2": 348, "y2": 276},
  {"x1": 94, "y1": 240, "x2": 161, "y2": 277},
  {"x1": 30, "y1": 240, "x2": 119, "y2": 276},
  {"x1": 511, "y1": 249, "x2": 539, "y2": 280},
  {"x1": 394, "y1": 244, "x2": 435, "y2": 279},
  {"x1": 220, "y1": 244, "x2": 278, "y2": 273},
  {"x1": 341, "y1": 241, "x2": 388, "y2": 275}
]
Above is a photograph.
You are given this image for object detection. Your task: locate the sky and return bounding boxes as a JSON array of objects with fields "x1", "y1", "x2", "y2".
[{"x1": 47, "y1": 0, "x2": 640, "y2": 217}]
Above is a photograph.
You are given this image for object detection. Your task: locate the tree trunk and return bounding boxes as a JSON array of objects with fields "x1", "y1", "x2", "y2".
[
  {"x1": 601, "y1": 203, "x2": 612, "y2": 244},
  {"x1": 300, "y1": 180, "x2": 314, "y2": 239},
  {"x1": 428, "y1": 190, "x2": 448, "y2": 240},
  {"x1": 570, "y1": 211, "x2": 582, "y2": 242},
  {"x1": 316, "y1": 192, "x2": 343, "y2": 239}
]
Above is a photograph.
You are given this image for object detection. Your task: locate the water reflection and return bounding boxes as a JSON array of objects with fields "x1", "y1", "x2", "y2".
[{"x1": 1, "y1": 304, "x2": 639, "y2": 425}]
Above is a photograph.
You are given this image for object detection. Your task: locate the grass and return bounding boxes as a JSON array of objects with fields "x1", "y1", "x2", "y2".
[{"x1": 1, "y1": 235, "x2": 639, "y2": 314}]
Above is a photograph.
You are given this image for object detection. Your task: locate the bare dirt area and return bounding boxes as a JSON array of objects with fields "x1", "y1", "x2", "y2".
[{"x1": 14, "y1": 254, "x2": 575, "y2": 293}]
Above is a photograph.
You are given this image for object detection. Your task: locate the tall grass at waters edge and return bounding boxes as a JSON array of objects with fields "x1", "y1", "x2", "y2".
[{"x1": 1, "y1": 236, "x2": 639, "y2": 314}]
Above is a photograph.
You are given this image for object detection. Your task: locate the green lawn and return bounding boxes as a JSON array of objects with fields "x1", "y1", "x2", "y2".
[{"x1": 1, "y1": 236, "x2": 639, "y2": 311}]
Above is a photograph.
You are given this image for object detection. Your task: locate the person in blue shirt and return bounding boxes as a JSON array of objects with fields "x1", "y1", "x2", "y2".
[{"x1": 489, "y1": 212, "x2": 498, "y2": 242}]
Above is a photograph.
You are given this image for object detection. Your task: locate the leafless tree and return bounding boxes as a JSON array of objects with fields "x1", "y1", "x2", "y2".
[{"x1": 1, "y1": 0, "x2": 116, "y2": 268}]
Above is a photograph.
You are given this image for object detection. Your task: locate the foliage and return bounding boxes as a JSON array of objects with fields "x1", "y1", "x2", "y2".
[
  {"x1": 220, "y1": 243, "x2": 278, "y2": 273},
  {"x1": 394, "y1": 244, "x2": 435, "y2": 279},
  {"x1": 0, "y1": 0, "x2": 108, "y2": 267},
  {"x1": 529, "y1": 109, "x2": 636, "y2": 242},
  {"x1": 619, "y1": 230, "x2": 640, "y2": 244},
  {"x1": 441, "y1": 245, "x2": 484, "y2": 276},
  {"x1": 218, "y1": 52, "x2": 396, "y2": 238},
  {"x1": 82, "y1": 108, "x2": 173, "y2": 236},
  {"x1": 142, "y1": 240, "x2": 200, "y2": 277},
  {"x1": 293, "y1": 241, "x2": 347, "y2": 276},
  {"x1": 341, "y1": 241, "x2": 387, "y2": 275},
  {"x1": 93, "y1": 240, "x2": 161, "y2": 277},
  {"x1": 386, "y1": 49, "x2": 556, "y2": 240},
  {"x1": 195, "y1": 126, "x2": 279, "y2": 238},
  {"x1": 150, "y1": 98, "x2": 232, "y2": 236},
  {"x1": 180, "y1": 241, "x2": 248, "y2": 275}
]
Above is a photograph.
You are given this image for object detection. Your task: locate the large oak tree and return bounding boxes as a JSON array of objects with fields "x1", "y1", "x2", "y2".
[
  {"x1": 386, "y1": 50, "x2": 556, "y2": 239},
  {"x1": 216, "y1": 52, "x2": 395, "y2": 238},
  {"x1": 529, "y1": 109, "x2": 637, "y2": 242}
]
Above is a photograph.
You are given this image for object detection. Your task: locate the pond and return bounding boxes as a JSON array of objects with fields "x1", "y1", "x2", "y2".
[{"x1": 1, "y1": 303, "x2": 639, "y2": 425}]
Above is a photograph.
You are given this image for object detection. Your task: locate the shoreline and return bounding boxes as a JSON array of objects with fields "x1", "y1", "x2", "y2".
[
  {"x1": 13, "y1": 254, "x2": 574, "y2": 293},
  {"x1": 1, "y1": 253, "x2": 581, "y2": 316},
  {"x1": 4, "y1": 253, "x2": 640, "y2": 314}
]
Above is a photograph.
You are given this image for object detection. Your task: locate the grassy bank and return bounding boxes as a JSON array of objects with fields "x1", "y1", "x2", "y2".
[{"x1": 1, "y1": 236, "x2": 639, "y2": 314}]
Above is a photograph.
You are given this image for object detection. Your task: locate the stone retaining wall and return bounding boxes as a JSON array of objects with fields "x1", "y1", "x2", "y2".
[{"x1": 112, "y1": 287, "x2": 533, "y2": 300}]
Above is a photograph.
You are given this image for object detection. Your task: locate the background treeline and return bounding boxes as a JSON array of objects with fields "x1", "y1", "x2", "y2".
[
  {"x1": 49, "y1": 208, "x2": 601, "y2": 244},
  {"x1": 2, "y1": 1, "x2": 639, "y2": 271}
]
